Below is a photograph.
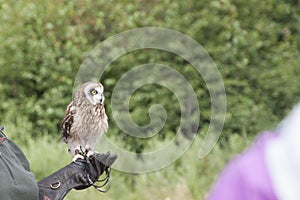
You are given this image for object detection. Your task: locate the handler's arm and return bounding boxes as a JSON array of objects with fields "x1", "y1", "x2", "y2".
[{"x1": 38, "y1": 152, "x2": 117, "y2": 200}]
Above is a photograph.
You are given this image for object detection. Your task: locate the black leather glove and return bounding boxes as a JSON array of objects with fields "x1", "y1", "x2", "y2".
[{"x1": 38, "y1": 152, "x2": 117, "y2": 200}]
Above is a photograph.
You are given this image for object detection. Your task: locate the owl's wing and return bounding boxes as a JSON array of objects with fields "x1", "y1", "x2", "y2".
[{"x1": 61, "y1": 102, "x2": 75, "y2": 143}]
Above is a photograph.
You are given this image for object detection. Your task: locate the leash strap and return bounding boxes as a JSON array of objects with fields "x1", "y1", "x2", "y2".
[
  {"x1": 92, "y1": 167, "x2": 111, "y2": 193},
  {"x1": 0, "y1": 127, "x2": 7, "y2": 144}
]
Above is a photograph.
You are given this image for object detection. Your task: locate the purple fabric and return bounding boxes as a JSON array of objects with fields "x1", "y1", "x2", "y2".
[{"x1": 207, "y1": 132, "x2": 278, "y2": 200}]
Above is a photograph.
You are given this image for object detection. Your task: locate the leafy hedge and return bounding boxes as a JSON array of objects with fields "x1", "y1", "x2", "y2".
[{"x1": 0, "y1": 0, "x2": 299, "y2": 150}]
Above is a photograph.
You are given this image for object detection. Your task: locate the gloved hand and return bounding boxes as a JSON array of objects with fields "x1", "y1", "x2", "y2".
[{"x1": 38, "y1": 152, "x2": 117, "y2": 200}]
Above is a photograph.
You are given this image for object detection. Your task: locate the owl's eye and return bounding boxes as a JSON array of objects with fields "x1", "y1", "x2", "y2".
[{"x1": 91, "y1": 90, "x2": 98, "y2": 95}]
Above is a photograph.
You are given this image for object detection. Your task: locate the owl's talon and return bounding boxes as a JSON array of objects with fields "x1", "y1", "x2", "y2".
[
  {"x1": 75, "y1": 149, "x2": 81, "y2": 155},
  {"x1": 72, "y1": 154, "x2": 85, "y2": 162},
  {"x1": 86, "y1": 150, "x2": 95, "y2": 157}
]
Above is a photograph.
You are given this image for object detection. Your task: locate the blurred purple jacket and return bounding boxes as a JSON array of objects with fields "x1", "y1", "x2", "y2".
[
  {"x1": 208, "y1": 103, "x2": 300, "y2": 200},
  {"x1": 207, "y1": 133, "x2": 278, "y2": 200}
]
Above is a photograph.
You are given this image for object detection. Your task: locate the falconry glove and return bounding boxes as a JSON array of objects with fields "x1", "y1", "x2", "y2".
[{"x1": 38, "y1": 152, "x2": 117, "y2": 200}]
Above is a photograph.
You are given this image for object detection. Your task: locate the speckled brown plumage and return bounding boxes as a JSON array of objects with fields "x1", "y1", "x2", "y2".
[{"x1": 61, "y1": 82, "x2": 108, "y2": 156}]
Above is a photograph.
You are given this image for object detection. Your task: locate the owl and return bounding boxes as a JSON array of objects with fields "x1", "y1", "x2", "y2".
[{"x1": 61, "y1": 82, "x2": 108, "y2": 161}]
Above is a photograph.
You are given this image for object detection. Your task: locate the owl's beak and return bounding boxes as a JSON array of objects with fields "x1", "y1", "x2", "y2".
[{"x1": 99, "y1": 97, "x2": 104, "y2": 105}]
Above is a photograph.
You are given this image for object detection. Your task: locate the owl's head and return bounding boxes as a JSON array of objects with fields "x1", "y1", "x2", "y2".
[{"x1": 80, "y1": 82, "x2": 105, "y2": 106}]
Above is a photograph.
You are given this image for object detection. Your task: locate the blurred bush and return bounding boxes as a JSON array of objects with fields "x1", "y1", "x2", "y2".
[
  {"x1": 21, "y1": 133, "x2": 251, "y2": 200},
  {"x1": 0, "y1": 0, "x2": 299, "y2": 150},
  {"x1": 0, "y1": 1, "x2": 299, "y2": 199}
]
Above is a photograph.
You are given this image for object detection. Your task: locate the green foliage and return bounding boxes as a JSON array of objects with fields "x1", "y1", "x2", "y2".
[
  {"x1": 18, "y1": 133, "x2": 251, "y2": 200},
  {"x1": 0, "y1": 0, "x2": 299, "y2": 140},
  {"x1": 0, "y1": 0, "x2": 299, "y2": 199}
]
